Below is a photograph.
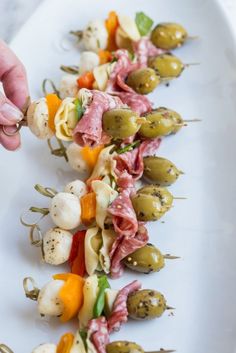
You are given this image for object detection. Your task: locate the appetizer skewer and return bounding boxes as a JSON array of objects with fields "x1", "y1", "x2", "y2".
[
  {"x1": 27, "y1": 222, "x2": 178, "y2": 274},
  {"x1": 0, "y1": 339, "x2": 174, "y2": 353},
  {"x1": 21, "y1": 177, "x2": 180, "y2": 278},
  {"x1": 23, "y1": 274, "x2": 172, "y2": 327},
  {"x1": 70, "y1": 11, "x2": 194, "y2": 53}
]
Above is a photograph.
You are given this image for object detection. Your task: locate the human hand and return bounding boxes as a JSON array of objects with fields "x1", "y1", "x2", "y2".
[{"x1": 0, "y1": 39, "x2": 29, "y2": 150}]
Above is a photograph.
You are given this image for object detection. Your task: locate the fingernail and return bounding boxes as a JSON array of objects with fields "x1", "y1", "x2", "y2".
[{"x1": 0, "y1": 103, "x2": 23, "y2": 123}]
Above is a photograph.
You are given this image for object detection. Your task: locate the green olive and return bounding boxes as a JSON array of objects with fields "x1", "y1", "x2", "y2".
[
  {"x1": 131, "y1": 193, "x2": 163, "y2": 221},
  {"x1": 126, "y1": 68, "x2": 160, "y2": 95},
  {"x1": 106, "y1": 341, "x2": 144, "y2": 353},
  {"x1": 148, "y1": 54, "x2": 184, "y2": 78},
  {"x1": 139, "y1": 111, "x2": 175, "y2": 138},
  {"x1": 138, "y1": 185, "x2": 173, "y2": 210},
  {"x1": 124, "y1": 243, "x2": 165, "y2": 274},
  {"x1": 143, "y1": 156, "x2": 182, "y2": 186},
  {"x1": 151, "y1": 23, "x2": 188, "y2": 50},
  {"x1": 103, "y1": 109, "x2": 141, "y2": 139},
  {"x1": 127, "y1": 289, "x2": 167, "y2": 320},
  {"x1": 155, "y1": 107, "x2": 183, "y2": 134}
]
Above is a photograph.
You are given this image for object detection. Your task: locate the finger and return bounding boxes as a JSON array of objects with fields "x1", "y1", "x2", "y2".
[
  {"x1": 0, "y1": 93, "x2": 24, "y2": 125},
  {"x1": 0, "y1": 126, "x2": 21, "y2": 151},
  {"x1": 0, "y1": 40, "x2": 29, "y2": 110}
]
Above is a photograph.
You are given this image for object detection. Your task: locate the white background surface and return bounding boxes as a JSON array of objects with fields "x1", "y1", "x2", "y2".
[
  {"x1": 1, "y1": 0, "x2": 236, "y2": 353},
  {"x1": 0, "y1": 0, "x2": 236, "y2": 42}
]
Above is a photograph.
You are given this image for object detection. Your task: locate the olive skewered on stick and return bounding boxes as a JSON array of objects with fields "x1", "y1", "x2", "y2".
[
  {"x1": 151, "y1": 22, "x2": 197, "y2": 50},
  {"x1": 148, "y1": 53, "x2": 199, "y2": 79},
  {"x1": 143, "y1": 156, "x2": 184, "y2": 186},
  {"x1": 139, "y1": 108, "x2": 201, "y2": 138},
  {"x1": 131, "y1": 185, "x2": 186, "y2": 222}
]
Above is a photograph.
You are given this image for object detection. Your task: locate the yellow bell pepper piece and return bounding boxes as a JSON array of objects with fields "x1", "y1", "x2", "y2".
[
  {"x1": 53, "y1": 273, "x2": 84, "y2": 322},
  {"x1": 46, "y1": 93, "x2": 62, "y2": 133},
  {"x1": 81, "y1": 145, "x2": 104, "y2": 170},
  {"x1": 57, "y1": 332, "x2": 74, "y2": 353}
]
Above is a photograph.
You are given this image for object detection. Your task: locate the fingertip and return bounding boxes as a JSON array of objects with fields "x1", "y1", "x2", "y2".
[{"x1": 0, "y1": 127, "x2": 21, "y2": 151}]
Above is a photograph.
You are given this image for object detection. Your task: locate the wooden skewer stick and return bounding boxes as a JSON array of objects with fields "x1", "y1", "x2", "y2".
[
  {"x1": 184, "y1": 62, "x2": 200, "y2": 68},
  {"x1": 0, "y1": 345, "x2": 14, "y2": 353},
  {"x1": 163, "y1": 254, "x2": 180, "y2": 260},
  {"x1": 166, "y1": 305, "x2": 175, "y2": 310},
  {"x1": 23, "y1": 277, "x2": 40, "y2": 301},
  {"x1": 187, "y1": 35, "x2": 199, "y2": 40},
  {"x1": 70, "y1": 30, "x2": 83, "y2": 40},
  {"x1": 146, "y1": 350, "x2": 176, "y2": 353}
]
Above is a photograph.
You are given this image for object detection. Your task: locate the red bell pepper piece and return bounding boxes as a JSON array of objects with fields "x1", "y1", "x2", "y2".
[{"x1": 69, "y1": 230, "x2": 86, "y2": 277}]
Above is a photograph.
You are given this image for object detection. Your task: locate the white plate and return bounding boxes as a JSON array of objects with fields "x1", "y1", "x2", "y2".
[{"x1": 1, "y1": 0, "x2": 236, "y2": 352}]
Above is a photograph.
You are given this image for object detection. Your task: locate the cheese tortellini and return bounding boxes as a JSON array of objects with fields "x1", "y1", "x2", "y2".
[
  {"x1": 78, "y1": 275, "x2": 99, "y2": 328},
  {"x1": 54, "y1": 97, "x2": 78, "y2": 141},
  {"x1": 84, "y1": 227, "x2": 116, "y2": 275},
  {"x1": 91, "y1": 180, "x2": 118, "y2": 229},
  {"x1": 88, "y1": 145, "x2": 117, "y2": 185}
]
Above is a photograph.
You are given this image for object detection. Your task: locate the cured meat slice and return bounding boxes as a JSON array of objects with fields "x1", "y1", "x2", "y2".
[
  {"x1": 87, "y1": 316, "x2": 110, "y2": 353},
  {"x1": 107, "y1": 280, "x2": 141, "y2": 332},
  {"x1": 106, "y1": 49, "x2": 138, "y2": 93},
  {"x1": 108, "y1": 189, "x2": 138, "y2": 238},
  {"x1": 73, "y1": 91, "x2": 123, "y2": 146},
  {"x1": 114, "y1": 91, "x2": 152, "y2": 115},
  {"x1": 115, "y1": 137, "x2": 161, "y2": 181},
  {"x1": 110, "y1": 225, "x2": 149, "y2": 278},
  {"x1": 133, "y1": 37, "x2": 166, "y2": 67}
]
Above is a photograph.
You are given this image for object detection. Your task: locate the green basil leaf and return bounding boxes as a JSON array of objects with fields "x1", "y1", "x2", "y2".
[
  {"x1": 117, "y1": 140, "x2": 141, "y2": 154},
  {"x1": 79, "y1": 330, "x2": 88, "y2": 350},
  {"x1": 93, "y1": 275, "x2": 110, "y2": 318},
  {"x1": 74, "y1": 98, "x2": 85, "y2": 120},
  {"x1": 135, "y1": 12, "x2": 154, "y2": 36}
]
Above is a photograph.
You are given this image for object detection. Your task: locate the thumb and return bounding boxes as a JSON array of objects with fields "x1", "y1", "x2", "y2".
[{"x1": 0, "y1": 92, "x2": 24, "y2": 126}]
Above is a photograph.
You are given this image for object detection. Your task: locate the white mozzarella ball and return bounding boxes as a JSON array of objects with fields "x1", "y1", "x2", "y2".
[
  {"x1": 27, "y1": 98, "x2": 54, "y2": 139},
  {"x1": 59, "y1": 75, "x2": 79, "y2": 99},
  {"x1": 66, "y1": 143, "x2": 91, "y2": 178},
  {"x1": 37, "y1": 280, "x2": 64, "y2": 317},
  {"x1": 83, "y1": 20, "x2": 108, "y2": 52},
  {"x1": 64, "y1": 180, "x2": 87, "y2": 198},
  {"x1": 79, "y1": 51, "x2": 100, "y2": 74},
  {"x1": 32, "y1": 343, "x2": 57, "y2": 353},
  {"x1": 43, "y1": 228, "x2": 73, "y2": 265},
  {"x1": 49, "y1": 192, "x2": 81, "y2": 230}
]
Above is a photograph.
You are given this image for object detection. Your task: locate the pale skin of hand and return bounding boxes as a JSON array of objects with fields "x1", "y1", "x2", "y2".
[{"x1": 0, "y1": 39, "x2": 29, "y2": 150}]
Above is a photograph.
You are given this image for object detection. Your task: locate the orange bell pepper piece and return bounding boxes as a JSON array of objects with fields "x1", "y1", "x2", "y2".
[
  {"x1": 98, "y1": 50, "x2": 112, "y2": 65},
  {"x1": 57, "y1": 333, "x2": 74, "y2": 353},
  {"x1": 105, "y1": 11, "x2": 119, "y2": 51},
  {"x1": 46, "y1": 94, "x2": 62, "y2": 133},
  {"x1": 53, "y1": 273, "x2": 84, "y2": 323},
  {"x1": 81, "y1": 144, "x2": 104, "y2": 170},
  {"x1": 80, "y1": 192, "x2": 97, "y2": 225},
  {"x1": 77, "y1": 71, "x2": 95, "y2": 89}
]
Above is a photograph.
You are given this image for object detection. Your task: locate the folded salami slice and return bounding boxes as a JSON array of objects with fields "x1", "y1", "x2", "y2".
[
  {"x1": 115, "y1": 137, "x2": 161, "y2": 182},
  {"x1": 114, "y1": 91, "x2": 152, "y2": 115},
  {"x1": 109, "y1": 225, "x2": 149, "y2": 278},
  {"x1": 133, "y1": 37, "x2": 166, "y2": 67},
  {"x1": 106, "y1": 49, "x2": 139, "y2": 93},
  {"x1": 73, "y1": 91, "x2": 123, "y2": 146},
  {"x1": 107, "y1": 280, "x2": 141, "y2": 332},
  {"x1": 108, "y1": 189, "x2": 138, "y2": 238},
  {"x1": 88, "y1": 316, "x2": 110, "y2": 353}
]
